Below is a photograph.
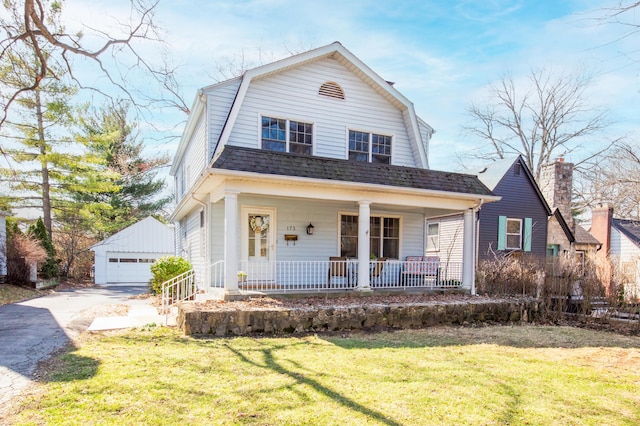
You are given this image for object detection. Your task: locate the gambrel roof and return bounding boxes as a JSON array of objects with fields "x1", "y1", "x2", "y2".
[{"x1": 171, "y1": 42, "x2": 431, "y2": 175}]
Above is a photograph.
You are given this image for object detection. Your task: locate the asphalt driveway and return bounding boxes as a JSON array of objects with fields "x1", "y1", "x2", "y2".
[{"x1": 0, "y1": 285, "x2": 149, "y2": 411}]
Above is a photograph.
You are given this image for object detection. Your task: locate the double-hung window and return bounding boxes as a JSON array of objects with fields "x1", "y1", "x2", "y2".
[
  {"x1": 261, "y1": 116, "x2": 313, "y2": 155},
  {"x1": 348, "y1": 130, "x2": 391, "y2": 164},
  {"x1": 426, "y1": 222, "x2": 439, "y2": 252},
  {"x1": 340, "y1": 214, "x2": 399, "y2": 259},
  {"x1": 497, "y1": 216, "x2": 532, "y2": 251}
]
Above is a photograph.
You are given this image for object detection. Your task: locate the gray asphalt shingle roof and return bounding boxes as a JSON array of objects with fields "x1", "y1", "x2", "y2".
[
  {"x1": 212, "y1": 145, "x2": 494, "y2": 197},
  {"x1": 613, "y1": 218, "x2": 640, "y2": 248}
]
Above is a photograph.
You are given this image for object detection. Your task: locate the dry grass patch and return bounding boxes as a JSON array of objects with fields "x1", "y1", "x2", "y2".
[
  {"x1": 7, "y1": 325, "x2": 640, "y2": 425},
  {"x1": 0, "y1": 284, "x2": 41, "y2": 306}
]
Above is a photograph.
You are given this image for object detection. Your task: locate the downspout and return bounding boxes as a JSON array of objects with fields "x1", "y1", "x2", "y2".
[{"x1": 191, "y1": 194, "x2": 208, "y2": 292}]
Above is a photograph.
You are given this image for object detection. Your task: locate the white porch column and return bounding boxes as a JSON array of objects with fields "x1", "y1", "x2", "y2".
[
  {"x1": 357, "y1": 201, "x2": 371, "y2": 291},
  {"x1": 462, "y1": 208, "x2": 476, "y2": 295},
  {"x1": 224, "y1": 191, "x2": 240, "y2": 294}
]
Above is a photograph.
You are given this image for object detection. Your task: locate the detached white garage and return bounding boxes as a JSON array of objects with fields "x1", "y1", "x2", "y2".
[{"x1": 92, "y1": 217, "x2": 174, "y2": 285}]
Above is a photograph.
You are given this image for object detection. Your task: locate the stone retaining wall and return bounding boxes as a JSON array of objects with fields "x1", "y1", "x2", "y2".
[{"x1": 178, "y1": 298, "x2": 542, "y2": 336}]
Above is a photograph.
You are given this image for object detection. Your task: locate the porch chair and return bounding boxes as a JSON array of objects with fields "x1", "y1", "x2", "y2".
[
  {"x1": 370, "y1": 257, "x2": 387, "y2": 287},
  {"x1": 328, "y1": 256, "x2": 349, "y2": 288}
]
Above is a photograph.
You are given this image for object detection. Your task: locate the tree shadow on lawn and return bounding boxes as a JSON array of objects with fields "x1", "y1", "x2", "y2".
[
  {"x1": 319, "y1": 325, "x2": 640, "y2": 350},
  {"x1": 0, "y1": 303, "x2": 100, "y2": 383},
  {"x1": 224, "y1": 340, "x2": 403, "y2": 426}
]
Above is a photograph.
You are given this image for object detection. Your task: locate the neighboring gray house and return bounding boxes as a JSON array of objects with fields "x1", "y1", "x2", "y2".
[
  {"x1": 430, "y1": 156, "x2": 550, "y2": 265},
  {"x1": 91, "y1": 217, "x2": 174, "y2": 285},
  {"x1": 0, "y1": 211, "x2": 8, "y2": 281}
]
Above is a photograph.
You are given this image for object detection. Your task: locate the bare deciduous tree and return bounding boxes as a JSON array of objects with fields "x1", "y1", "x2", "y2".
[
  {"x1": 0, "y1": 0, "x2": 189, "y2": 136},
  {"x1": 463, "y1": 68, "x2": 613, "y2": 182},
  {"x1": 575, "y1": 142, "x2": 640, "y2": 220}
]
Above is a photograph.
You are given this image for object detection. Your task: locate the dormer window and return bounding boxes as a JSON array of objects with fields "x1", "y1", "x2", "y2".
[
  {"x1": 348, "y1": 130, "x2": 391, "y2": 164},
  {"x1": 261, "y1": 116, "x2": 313, "y2": 155}
]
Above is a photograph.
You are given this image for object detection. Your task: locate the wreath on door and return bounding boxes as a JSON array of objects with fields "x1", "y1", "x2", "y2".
[{"x1": 250, "y1": 215, "x2": 270, "y2": 233}]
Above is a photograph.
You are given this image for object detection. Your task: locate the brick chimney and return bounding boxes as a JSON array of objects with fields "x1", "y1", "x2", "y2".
[
  {"x1": 590, "y1": 205, "x2": 613, "y2": 255},
  {"x1": 540, "y1": 157, "x2": 574, "y2": 228}
]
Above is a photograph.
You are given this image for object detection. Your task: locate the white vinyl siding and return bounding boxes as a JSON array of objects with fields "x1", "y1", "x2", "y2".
[
  {"x1": 611, "y1": 228, "x2": 640, "y2": 299},
  {"x1": 207, "y1": 79, "x2": 242, "y2": 157},
  {"x1": 210, "y1": 201, "x2": 225, "y2": 263},
  {"x1": 183, "y1": 209, "x2": 206, "y2": 286},
  {"x1": 227, "y1": 58, "x2": 417, "y2": 167},
  {"x1": 429, "y1": 215, "x2": 464, "y2": 264},
  {"x1": 178, "y1": 113, "x2": 207, "y2": 198},
  {"x1": 235, "y1": 195, "x2": 424, "y2": 262}
]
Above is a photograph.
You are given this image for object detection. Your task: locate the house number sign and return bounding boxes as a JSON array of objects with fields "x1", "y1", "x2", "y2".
[{"x1": 286, "y1": 225, "x2": 296, "y2": 231}]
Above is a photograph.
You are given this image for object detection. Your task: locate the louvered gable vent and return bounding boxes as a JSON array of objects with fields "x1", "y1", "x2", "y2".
[{"x1": 318, "y1": 81, "x2": 345, "y2": 100}]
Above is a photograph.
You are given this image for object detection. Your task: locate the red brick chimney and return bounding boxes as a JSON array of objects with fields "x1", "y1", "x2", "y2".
[{"x1": 591, "y1": 205, "x2": 613, "y2": 255}]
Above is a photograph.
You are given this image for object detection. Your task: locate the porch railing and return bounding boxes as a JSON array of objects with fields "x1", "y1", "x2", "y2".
[
  {"x1": 161, "y1": 269, "x2": 196, "y2": 323},
  {"x1": 227, "y1": 259, "x2": 463, "y2": 293}
]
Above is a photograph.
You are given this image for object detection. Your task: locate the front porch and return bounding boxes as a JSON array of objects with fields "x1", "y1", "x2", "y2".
[{"x1": 206, "y1": 257, "x2": 465, "y2": 296}]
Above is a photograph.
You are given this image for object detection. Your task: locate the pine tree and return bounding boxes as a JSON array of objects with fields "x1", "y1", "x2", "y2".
[{"x1": 75, "y1": 103, "x2": 171, "y2": 238}]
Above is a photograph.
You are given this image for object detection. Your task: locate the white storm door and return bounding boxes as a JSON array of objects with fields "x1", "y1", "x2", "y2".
[{"x1": 242, "y1": 207, "x2": 276, "y2": 282}]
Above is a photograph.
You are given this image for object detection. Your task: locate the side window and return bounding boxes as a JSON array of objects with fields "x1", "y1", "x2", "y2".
[
  {"x1": 506, "y1": 218, "x2": 522, "y2": 250},
  {"x1": 427, "y1": 222, "x2": 439, "y2": 252},
  {"x1": 498, "y1": 216, "x2": 532, "y2": 252}
]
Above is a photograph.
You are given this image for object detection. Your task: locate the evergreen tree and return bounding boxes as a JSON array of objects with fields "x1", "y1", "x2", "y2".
[
  {"x1": 28, "y1": 217, "x2": 58, "y2": 278},
  {"x1": 75, "y1": 103, "x2": 171, "y2": 238}
]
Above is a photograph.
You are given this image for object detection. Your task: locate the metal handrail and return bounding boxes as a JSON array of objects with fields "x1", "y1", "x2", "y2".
[{"x1": 161, "y1": 269, "x2": 196, "y2": 324}]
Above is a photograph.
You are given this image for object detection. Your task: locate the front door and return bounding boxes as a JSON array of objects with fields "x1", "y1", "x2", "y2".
[{"x1": 242, "y1": 207, "x2": 276, "y2": 283}]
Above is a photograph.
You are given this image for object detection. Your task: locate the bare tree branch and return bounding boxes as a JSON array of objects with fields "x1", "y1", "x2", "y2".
[{"x1": 462, "y1": 68, "x2": 613, "y2": 182}]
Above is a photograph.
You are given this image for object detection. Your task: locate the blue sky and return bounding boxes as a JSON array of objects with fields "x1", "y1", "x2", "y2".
[{"x1": 64, "y1": 0, "x2": 638, "y2": 171}]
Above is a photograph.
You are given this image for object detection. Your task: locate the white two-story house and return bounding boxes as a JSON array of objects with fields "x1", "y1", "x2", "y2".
[{"x1": 170, "y1": 42, "x2": 498, "y2": 297}]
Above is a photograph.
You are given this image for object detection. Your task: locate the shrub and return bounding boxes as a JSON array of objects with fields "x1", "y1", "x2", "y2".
[
  {"x1": 476, "y1": 252, "x2": 543, "y2": 297},
  {"x1": 149, "y1": 256, "x2": 192, "y2": 294},
  {"x1": 6, "y1": 219, "x2": 48, "y2": 285},
  {"x1": 28, "y1": 217, "x2": 58, "y2": 278}
]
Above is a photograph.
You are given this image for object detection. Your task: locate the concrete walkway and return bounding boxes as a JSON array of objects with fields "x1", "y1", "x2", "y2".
[
  {"x1": 88, "y1": 304, "x2": 175, "y2": 331},
  {"x1": 0, "y1": 285, "x2": 159, "y2": 418}
]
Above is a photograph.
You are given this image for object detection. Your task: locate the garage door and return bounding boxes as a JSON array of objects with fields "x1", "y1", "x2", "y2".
[{"x1": 106, "y1": 252, "x2": 159, "y2": 284}]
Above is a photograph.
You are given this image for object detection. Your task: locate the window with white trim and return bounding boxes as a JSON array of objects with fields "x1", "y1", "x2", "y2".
[
  {"x1": 348, "y1": 130, "x2": 391, "y2": 164},
  {"x1": 506, "y1": 218, "x2": 522, "y2": 250},
  {"x1": 340, "y1": 214, "x2": 400, "y2": 259},
  {"x1": 498, "y1": 216, "x2": 532, "y2": 252},
  {"x1": 426, "y1": 222, "x2": 439, "y2": 252},
  {"x1": 261, "y1": 116, "x2": 313, "y2": 155}
]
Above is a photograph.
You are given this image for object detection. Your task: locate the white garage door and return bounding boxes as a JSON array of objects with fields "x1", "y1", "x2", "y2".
[{"x1": 106, "y1": 252, "x2": 159, "y2": 284}]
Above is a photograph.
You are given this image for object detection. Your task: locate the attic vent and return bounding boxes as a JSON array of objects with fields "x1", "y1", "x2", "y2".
[{"x1": 318, "y1": 81, "x2": 345, "y2": 100}]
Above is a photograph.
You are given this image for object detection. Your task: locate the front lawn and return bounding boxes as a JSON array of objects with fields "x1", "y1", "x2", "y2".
[{"x1": 10, "y1": 325, "x2": 640, "y2": 425}]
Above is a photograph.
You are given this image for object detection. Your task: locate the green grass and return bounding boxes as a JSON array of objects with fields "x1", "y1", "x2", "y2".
[
  {"x1": 10, "y1": 325, "x2": 640, "y2": 425},
  {"x1": 0, "y1": 284, "x2": 40, "y2": 306}
]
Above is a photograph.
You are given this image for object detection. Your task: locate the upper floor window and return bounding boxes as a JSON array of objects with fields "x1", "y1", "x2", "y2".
[
  {"x1": 261, "y1": 116, "x2": 312, "y2": 155},
  {"x1": 348, "y1": 130, "x2": 391, "y2": 164}
]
